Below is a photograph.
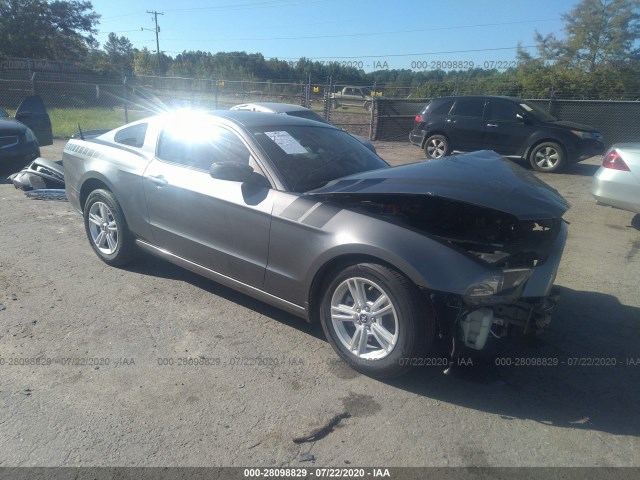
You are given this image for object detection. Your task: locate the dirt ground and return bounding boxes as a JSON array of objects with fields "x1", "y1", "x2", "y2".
[{"x1": 0, "y1": 139, "x2": 639, "y2": 468}]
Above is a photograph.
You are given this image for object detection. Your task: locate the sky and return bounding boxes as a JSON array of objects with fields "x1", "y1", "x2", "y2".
[{"x1": 91, "y1": 0, "x2": 578, "y2": 72}]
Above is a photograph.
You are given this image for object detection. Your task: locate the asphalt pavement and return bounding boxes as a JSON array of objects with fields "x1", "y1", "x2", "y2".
[{"x1": 0, "y1": 140, "x2": 638, "y2": 467}]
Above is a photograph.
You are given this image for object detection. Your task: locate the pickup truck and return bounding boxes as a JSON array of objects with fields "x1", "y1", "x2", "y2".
[{"x1": 329, "y1": 86, "x2": 380, "y2": 111}]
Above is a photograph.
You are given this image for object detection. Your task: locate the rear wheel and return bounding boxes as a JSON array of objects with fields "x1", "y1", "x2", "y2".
[
  {"x1": 529, "y1": 142, "x2": 566, "y2": 172},
  {"x1": 84, "y1": 189, "x2": 136, "y2": 266},
  {"x1": 424, "y1": 134, "x2": 450, "y2": 159},
  {"x1": 319, "y1": 263, "x2": 433, "y2": 378}
]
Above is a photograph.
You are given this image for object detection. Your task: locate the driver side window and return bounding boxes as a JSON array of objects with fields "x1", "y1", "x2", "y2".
[{"x1": 158, "y1": 125, "x2": 251, "y2": 171}]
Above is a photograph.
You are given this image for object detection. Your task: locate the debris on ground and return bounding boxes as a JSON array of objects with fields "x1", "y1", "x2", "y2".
[
  {"x1": 292, "y1": 412, "x2": 351, "y2": 444},
  {"x1": 8, "y1": 158, "x2": 64, "y2": 191},
  {"x1": 24, "y1": 189, "x2": 67, "y2": 201}
]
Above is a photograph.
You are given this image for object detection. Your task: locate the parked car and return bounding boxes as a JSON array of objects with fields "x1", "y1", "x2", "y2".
[
  {"x1": 329, "y1": 86, "x2": 380, "y2": 111},
  {"x1": 591, "y1": 144, "x2": 640, "y2": 214},
  {"x1": 409, "y1": 95, "x2": 605, "y2": 172},
  {"x1": 0, "y1": 95, "x2": 53, "y2": 171},
  {"x1": 64, "y1": 111, "x2": 569, "y2": 378},
  {"x1": 230, "y1": 102, "x2": 376, "y2": 153}
]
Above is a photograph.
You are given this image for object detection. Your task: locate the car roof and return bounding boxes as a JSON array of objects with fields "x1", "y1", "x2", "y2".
[
  {"x1": 213, "y1": 109, "x2": 337, "y2": 128},
  {"x1": 432, "y1": 95, "x2": 523, "y2": 102},
  {"x1": 230, "y1": 102, "x2": 310, "y2": 114},
  {"x1": 140, "y1": 109, "x2": 336, "y2": 130}
]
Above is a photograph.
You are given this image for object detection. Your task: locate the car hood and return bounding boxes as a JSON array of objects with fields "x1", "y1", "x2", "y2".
[
  {"x1": 550, "y1": 120, "x2": 600, "y2": 132},
  {"x1": 0, "y1": 118, "x2": 27, "y2": 135},
  {"x1": 308, "y1": 150, "x2": 569, "y2": 220}
]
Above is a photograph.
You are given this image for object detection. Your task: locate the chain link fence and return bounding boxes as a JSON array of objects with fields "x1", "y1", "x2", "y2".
[{"x1": 2, "y1": 56, "x2": 639, "y2": 145}]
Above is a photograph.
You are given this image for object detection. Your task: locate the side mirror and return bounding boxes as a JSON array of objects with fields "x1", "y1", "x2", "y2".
[
  {"x1": 210, "y1": 162, "x2": 254, "y2": 182},
  {"x1": 517, "y1": 113, "x2": 533, "y2": 125}
]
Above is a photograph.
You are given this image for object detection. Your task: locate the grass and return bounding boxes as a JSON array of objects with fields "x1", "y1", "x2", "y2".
[{"x1": 48, "y1": 108, "x2": 149, "y2": 137}]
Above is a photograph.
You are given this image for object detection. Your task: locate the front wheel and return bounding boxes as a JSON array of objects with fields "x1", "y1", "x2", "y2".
[
  {"x1": 364, "y1": 101, "x2": 372, "y2": 112},
  {"x1": 529, "y1": 142, "x2": 566, "y2": 172},
  {"x1": 84, "y1": 189, "x2": 136, "y2": 266},
  {"x1": 319, "y1": 263, "x2": 433, "y2": 378},
  {"x1": 424, "y1": 134, "x2": 450, "y2": 159}
]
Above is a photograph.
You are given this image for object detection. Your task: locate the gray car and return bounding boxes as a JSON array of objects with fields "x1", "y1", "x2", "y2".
[
  {"x1": 63, "y1": 110, "x2": 569, "y2": 378},
  {"x1": 592, "y1": 144, "x2": 640, "y2": 215}
]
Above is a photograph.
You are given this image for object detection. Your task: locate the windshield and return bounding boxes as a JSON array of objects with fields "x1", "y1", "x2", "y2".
[
  {"x1": 0, "y1": 108, "x2": 8, "y2": 118},
  {"x1": 249, "y1": 125, "x2": 388, "y2": 192},
  {"x1": 519, "y1": 101, "x2": 558, "y2": 122}
]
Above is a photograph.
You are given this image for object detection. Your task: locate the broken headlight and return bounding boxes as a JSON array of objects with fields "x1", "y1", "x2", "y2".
[{"x1": 465, "y1": 268, "x2": 532, "y2": 305}]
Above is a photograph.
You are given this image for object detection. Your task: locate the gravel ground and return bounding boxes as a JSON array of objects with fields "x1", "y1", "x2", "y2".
[{"x1": 0, "y1": 139, "x2": 638, "y2": 468}]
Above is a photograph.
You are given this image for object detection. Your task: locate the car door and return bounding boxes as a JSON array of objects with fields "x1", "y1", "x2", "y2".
[
  {"x1": 15, "y1": 95, "x2": 53, "y2": 146},
  {"x1": 447, "y1": 97, "x2": 487, "y2": 152},
  {"x1": 484, "y1": 98, "x2": 535, "y2": 155},
  {"x1": 143, "y1": 122, "x2": 274, "y2": 288}
]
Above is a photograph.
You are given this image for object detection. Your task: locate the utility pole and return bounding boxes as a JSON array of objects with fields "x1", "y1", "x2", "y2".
[{"x1": 145, "y1": 10, "x2": 163, "y2": 76}]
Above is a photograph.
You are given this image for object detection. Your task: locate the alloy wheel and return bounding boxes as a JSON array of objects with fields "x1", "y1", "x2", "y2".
[
  {"x1": 87, "y1": 201, "x2": 119, "y2": 254},
  {"x1": 427, "y1": 138, "x2": 446, "y2": 158},
  {"x1": 330, "y1": 277, "x2": 399, "y2": 360},
  {"x1": 534, "y1": 146, "x2": 560, "y2": 170}
]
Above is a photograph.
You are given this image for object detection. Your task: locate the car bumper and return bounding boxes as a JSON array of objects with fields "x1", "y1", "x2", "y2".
[
  {"x1": 567, "y1": 139, "x2": 606, "y2": 163},
  {"x1": 592, "y1": 166, "x2": 640, "y2": 214},
  {"x1": 409, "y1": 129, "x2": 425, "y2": 146}
]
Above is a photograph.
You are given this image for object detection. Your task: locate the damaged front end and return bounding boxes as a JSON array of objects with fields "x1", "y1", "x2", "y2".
[
  {"x1": 309, "y1": 151, "x2": 570, "y2": 354},
  {"x1": 329, "y1": 192, "x2": 567, "y2": 351}
]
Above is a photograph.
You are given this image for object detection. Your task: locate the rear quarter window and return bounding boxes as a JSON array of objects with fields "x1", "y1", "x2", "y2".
[
  {"x1": 428, "y1": 99, "x2": 455, "y2": 116},
  {"x1": 114, "y1": 123, "x2": 148, "y2": 148}
]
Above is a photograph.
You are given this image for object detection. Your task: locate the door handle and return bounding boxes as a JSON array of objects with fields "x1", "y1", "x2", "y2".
[
  {"x1": 487, "y1": 123, "x2": 498, "y2": 127},
  {"x1": 149, "y1": 175, "x2": 168, "y2": 187}
]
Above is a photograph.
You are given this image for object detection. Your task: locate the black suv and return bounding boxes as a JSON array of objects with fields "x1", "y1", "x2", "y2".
[{"x1": 409, "y1": 96, "x2": 605, "y2": 172}]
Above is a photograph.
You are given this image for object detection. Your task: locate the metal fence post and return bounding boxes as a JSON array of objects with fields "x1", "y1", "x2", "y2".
[
  {"x1": 369, "y1": 98, "x2": 376, "y2": 141},
  {"x1": 214, "y1": 75, "x2": 220, "y2": 110},
  {"x1": 123, "y1": 76, "x2": 129, "y2": 124},
  {"x1": 324, "y1": 76, "x2": 332, "y2": 122}
]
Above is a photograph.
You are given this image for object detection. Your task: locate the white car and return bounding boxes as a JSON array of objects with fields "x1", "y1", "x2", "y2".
[
  {"x1": 592, "y1": 144, "x2": 640, "y2": 215},
  {"x1": 230, "y1": 102, "x2": 376, "y2": 153}
]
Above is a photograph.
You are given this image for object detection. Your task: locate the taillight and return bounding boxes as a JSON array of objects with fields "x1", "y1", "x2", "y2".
[
  {"x1": 602, "y1": 151, "x2": 630, "y2": 171},
  {"x1": 415, "y1": 115, "x2": 423, "y2": 123}
]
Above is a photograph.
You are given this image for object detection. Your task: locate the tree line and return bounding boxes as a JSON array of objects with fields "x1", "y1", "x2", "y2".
[{"x1": 1, "y1": 0, "x2": 639, "y2": 99}]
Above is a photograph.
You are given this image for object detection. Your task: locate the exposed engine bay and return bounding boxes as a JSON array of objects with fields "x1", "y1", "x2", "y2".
[{"x1": 331, "y1": 193, "x2": 562, "y2": 268}]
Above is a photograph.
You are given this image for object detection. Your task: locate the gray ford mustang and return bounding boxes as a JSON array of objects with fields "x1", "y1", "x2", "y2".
[{"x1": 64, "y1": 110, "x2": 569, "y2": 378}]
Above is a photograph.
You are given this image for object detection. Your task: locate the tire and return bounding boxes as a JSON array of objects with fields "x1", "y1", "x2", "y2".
[
  {"x1": 83, "y1": 189, "x2": 136, "y2": 266},
  {"x1": 423, "y1": 134, "x2": 450, "y2": 159},
  {"x1": 319, "y1": 263, "x2": 434, "y2": 378},
  {"x1": 364, "y1": 101, "x2": 372, "y2": 112},
  {"x1": 529, "y1": 142, "x2": 566, "y2": 173},
  {"x1": 331, "y1": 99, "x2": 339, "y2": 109}
]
